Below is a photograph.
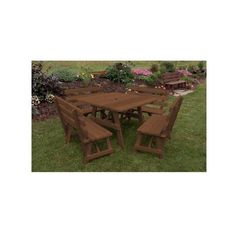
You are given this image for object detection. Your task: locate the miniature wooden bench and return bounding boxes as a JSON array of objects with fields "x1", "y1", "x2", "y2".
[
  {"x1": 91, "y1": 71, "x2": 107, "y2": 78},
  {"x1": 163, "y1": 72, "x2": 186, "y2": 92}
]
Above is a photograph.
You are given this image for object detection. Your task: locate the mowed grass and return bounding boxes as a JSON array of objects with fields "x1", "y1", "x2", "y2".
[
  {"x1": 39, "y1": 61, "x2": 202, "y2": 73},
  {"x1": 32, "y1": 83, "x2": 206, "y2": 172}
]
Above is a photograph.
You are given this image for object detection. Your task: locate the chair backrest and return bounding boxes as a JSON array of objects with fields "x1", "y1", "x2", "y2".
[
  {"x1": 64, "y1": 87, "x2": 102, "y2": 96},
  {"x1": 54, "y1": 96, "x2": 88, "y2": 141},
  {"x1": 130, "y1": 86, "x2": 168, "y2": 96},
  {"x1": 163, "y1": 71, "x2": 181, "y2": 83},
  {"x1": 163, "y1": 96, "x2": 183, "y2": 137}
]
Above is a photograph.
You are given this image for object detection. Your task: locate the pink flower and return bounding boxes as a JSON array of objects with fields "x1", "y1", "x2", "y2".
[
  {"x1": 132, "y1": 68, "x2": 152, "y2": 76},
  {"x1": 177, "y1": 69, "x2": 192, "y2": 77}
]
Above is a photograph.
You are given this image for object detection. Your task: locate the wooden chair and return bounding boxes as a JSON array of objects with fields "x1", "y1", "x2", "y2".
[
  {"x1": 64, "y1": 87, "x2": 103, "y2": 116},
  {"x1": 55, "y1": 96, "x2": 113, "y2": 163},
  {"x1": 134, "y1": 96, "x2": 183, "y2": 159},
  {"x1": 121, "y1": 86, "x2": 168, "y2": 121}
]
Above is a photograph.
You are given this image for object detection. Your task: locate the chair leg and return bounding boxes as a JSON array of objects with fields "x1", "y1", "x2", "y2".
[
  {"x1": 84, "y1": 143, "x2": 93, "y2": 163},
  {"x1": 65, "y1": 126, "x2": 73, "y2": 143},
  {"x1": 106, "y1": 138, "x2": 113, "y2": 153},
  {"x1": 134, "y1": 132, "x2": 142, "y2": 150}
]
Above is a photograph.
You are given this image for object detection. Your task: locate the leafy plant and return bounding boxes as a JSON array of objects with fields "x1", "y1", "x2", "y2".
[
  {"x1": 198, "y1": 61, "x2": 205, "y2": 71},
  {"x1": 49, "y1": 67, "x2": 79, "y2": 82},
  {"x1": 187, "y1": 65, "x2": 199, "y2": 73},
  {"x1": 105, "y1": 62, "x2": 134, "y2": 84},
  {"x1": 181, "y1": 76, "x2": 193, "y2": 83},
  {"x1": 32, "y1": 62, "x2": 63, "y2": 100},
  {"x1": 160, "y1": 62, "x2": 175, "y2": 72},
  {"x1": 78, "y1": 66, "x2": 94, "y2": 87},
  {"x1": 150, "y1": 64, "x2": 159, "y2": 73}
]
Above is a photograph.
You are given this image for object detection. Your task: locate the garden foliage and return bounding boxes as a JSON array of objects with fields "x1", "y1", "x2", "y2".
[
  {"x1": 105, "y1": 62, "x2": 134, "y2": 84},
  {"x1": 49, "y1": 67, "x2": 79, "y2": 82},
  {"x1": 160, "y1": 62, "x2": 175, "y2": 73},
  {"x1": 32, "y1": 63, "x2": 62, "y2": 100}
]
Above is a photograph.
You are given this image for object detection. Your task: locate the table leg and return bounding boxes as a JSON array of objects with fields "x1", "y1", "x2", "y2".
[
  {"x1": 92, "y1": 106, "x2": 97, "y2": 117},
  {"x1": 112, "y1": 111, "x2": 125, "y2": 149},
  {"x1": 137, "y1": 106, "x2": 144, "y2": 125}
]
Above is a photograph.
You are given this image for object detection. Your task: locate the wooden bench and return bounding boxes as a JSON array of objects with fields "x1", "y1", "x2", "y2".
[
  {"x1": 122, "y1": 86, "x2": 168, "y2": 120},
  {"x1": 134, "y1": 96, "x2": 183, "y2": 159},
  {"x1": 55, "y1": 96, "x2": 113, "y2": 163},
  {"x1": 64, "y1": 87, "x2": 103, "y2": 116},
  {"x1": 129, "y1": 86, "x2": 168, "y2": 96},
  {"x1": 163, "y1": 72, "x2": 186, "y2": 92}
]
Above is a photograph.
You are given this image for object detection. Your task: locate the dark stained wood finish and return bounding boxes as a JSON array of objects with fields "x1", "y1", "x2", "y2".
[
  {"x1": 134, "y1": 96, "x2": 183, "y2": 159},
  {"x1": 129, "y1": 86, "x2": 168, "y2": 96},
  {"x1": 163, "y1": 72, "x2": 186, "y2": 92},
  {"x1": 54, "y1": 96, "x2": 113, "y2": 163},
  {"x1": 72, "y1": 92, "x2": 157, "y2": 113},
  {"x1": 71, "y1": 92, "x2": 158, "y2": 148},
  {"x1": 64, "y1": 87, "x2": 104, "y2": 116},
  {"x1": 124, "y1": 86, "x2": 168, "y2": 119},
  {"x1": 64, "y1": 87, "x2": 102, "y2": 96}
]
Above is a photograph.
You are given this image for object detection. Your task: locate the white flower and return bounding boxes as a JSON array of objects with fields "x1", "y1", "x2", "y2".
[
  {"x1": 45, "y1": 94, "x2": 55, "y2": 103},
  {"x1": 32, "y1": 95, "x2": 40, "y2": 106}
]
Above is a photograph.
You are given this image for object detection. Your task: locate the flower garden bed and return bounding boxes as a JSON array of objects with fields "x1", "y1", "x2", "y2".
[{"x1": 32, "y1": 62, "x2": 206, "y2": 122}]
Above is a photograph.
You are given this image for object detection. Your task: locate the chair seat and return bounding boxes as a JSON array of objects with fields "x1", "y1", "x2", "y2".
[
  {"x1": 84, "y1": 118, "x2": 112, "y2": 142},
  {"x1": 137, "y1": 115, "x2": 167, "y2": 136},
  {"x1": 165, "y1": 80, "x2": 186, "y2": 85},
  {"x1": 141, "y1": 106, "x2": 163, "y2": 115}
]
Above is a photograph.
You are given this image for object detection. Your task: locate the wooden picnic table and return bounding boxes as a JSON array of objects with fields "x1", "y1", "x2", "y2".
[{"x1": 68, "y1": 92, "x2": 158, "y2": 148}]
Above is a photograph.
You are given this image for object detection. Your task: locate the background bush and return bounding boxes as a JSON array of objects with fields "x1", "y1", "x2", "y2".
[
  {"x1": 105, "y1": 62, "x2": 134, "y2": 84},
  {"x1": 160, "y1": 61, "x2": 175, "y2": 72},
  {"x1": 138, "y1": 75, "x2": 156, "y2": 86},
  {"x1": 49, "y1": 67, "x2": 79, "y2": 82},
  {"x1": 32, "y1": 63, "x2": 63, "y2": 100},
  {"x1": 150, "y1": 64, "x2": 159, "y2": 73},
  {"x1": 79, "y1": 66, "x2": 94, "y2": 86}
]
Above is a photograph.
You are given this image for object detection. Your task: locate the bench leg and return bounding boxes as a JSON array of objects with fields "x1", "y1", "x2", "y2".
[{"x1": 156, "y1": 137, "x2": 165, "y2": 159}]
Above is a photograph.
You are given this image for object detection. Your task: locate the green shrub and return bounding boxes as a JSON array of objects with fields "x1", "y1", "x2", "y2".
[
  {"x1": 49, "y1": 67, "x2": 79, "y2": 82},
  {"x1": 105, "y1": 62, "x2": 134, "y2": 84},
  {"x1": 198, "y1": 61, "x2": 205, "y2": 71},
  {"x1": 78, "y1": 66, "x2": 94, "y2": 86},
  {"x1": 160, "y1": 62, "x2": 175, "y2": 72},
  {"x1": 181, "y1": 76, "x2": 193, "y2": 83},
  {"x1": 188, "y1": 65, "x2": 199, "y2": 73},
  {"x1": 150, "y1": 64, "x2": 159, "y2": 73},
  {"x1": 138, "y1": 76, "x2": 154, "y2": 86}
]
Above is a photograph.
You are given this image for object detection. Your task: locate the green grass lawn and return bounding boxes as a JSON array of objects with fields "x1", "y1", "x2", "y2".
[
  {"x1": 39, "y1": 61, "x2": 202, "y2": 73},
  {"x1": 32, "y1": 83, "x2": 206, "y2": 172}
]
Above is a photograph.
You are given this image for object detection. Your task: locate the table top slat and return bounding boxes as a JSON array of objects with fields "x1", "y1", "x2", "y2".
[{"x1": 72, "y1": 92, "x2": 157, "y2": 112}]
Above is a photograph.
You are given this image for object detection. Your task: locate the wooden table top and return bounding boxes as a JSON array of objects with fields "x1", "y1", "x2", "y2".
[{"x1": 69, "y1": 92, "x2": 158, "y2": 112}]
